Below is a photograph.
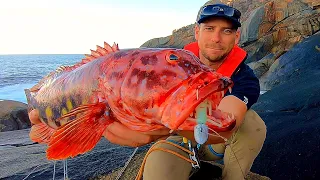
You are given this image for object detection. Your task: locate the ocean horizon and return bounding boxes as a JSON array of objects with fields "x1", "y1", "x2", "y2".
[{"x1": 0, "y1": 54, "x2": 84, "y2": 103}]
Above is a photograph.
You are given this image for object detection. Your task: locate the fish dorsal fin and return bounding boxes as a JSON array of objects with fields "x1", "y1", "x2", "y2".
[
  {"x1": 80, "y1": 42, "x2": 119, "y2": 63},
  {"x1": 55, "y1": 65, "x2": 71, "y2": 73},
  {"x1": 70, "y1": 42, "x2": 119, "y2": 70}
]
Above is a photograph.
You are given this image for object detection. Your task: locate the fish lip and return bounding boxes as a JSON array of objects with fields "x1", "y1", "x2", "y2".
[
  {"x1": 163, "y1": 71, "x2": 233, "y2": 130},
  {"x1": 174, "y1": 81, "x2": 230, "y2": 129}
]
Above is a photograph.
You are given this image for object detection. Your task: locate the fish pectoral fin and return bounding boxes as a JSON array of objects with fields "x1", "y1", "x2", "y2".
[
  {"x1": 57, "y1": 103, "x2": 105, "y2": 121},
  {"x1": 46, "y1": 103, "x2": 112, "y2": 160},
  {"x1": 29, "y1": 123, "x2": 55, "y2": 144}
]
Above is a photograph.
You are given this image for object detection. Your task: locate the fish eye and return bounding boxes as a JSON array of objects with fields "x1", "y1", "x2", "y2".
[
  {"x1": 166, "y1": 53, "x2": 179, "y2": 64},
  {"x1": 169, "y1": 54, "x2": 179, "y2": 61}
]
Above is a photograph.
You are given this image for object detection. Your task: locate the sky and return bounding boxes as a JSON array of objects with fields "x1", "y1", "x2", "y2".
[{"x1": 0, "y1": 0, "x2": 210, "y2": 54}]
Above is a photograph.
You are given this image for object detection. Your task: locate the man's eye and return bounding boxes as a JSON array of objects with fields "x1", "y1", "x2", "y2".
[
  {"x1": 223, "y1": 29, "x2": 233, "y2": 34},
  {"x1": 205, "y1": 27, "x2": 213, "y2": 31}
]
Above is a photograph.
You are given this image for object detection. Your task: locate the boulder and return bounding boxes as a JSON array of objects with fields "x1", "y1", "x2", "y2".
[
  {"x1": 247, "y1": 53, "x2": 276, "y2": 79},
  {"x1": 140, "y1": 24, "x2": 195, "y2": 49},
  {"x1": 0, "y1": 100, "x2": 30, "y2": 132},
  {"x1": 251, "y1": 70, "x2": 320, "y2": 179},
  {"x1": 241, "y1": 0, "x2": 320, "y2": 63},
  {"x1": 259, "y1": 31, "x2": 320, "y2": 90}
]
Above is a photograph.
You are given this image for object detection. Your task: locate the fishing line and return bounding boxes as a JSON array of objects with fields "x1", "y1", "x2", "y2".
[
  {"x1": 220, "y1": 130, "x2": 246, "y2": 179},
  {"x1": 116, "y1": 147, "x2": 139, "y2": 180},
  {"x1": 53, "y1": 161, "x2": 56, "y2": 180},
  {"x1": 207, "y1": 126, "x2": 245, "y2": 178},
  {"x1": 63, "y1": 159, "x2": 69, "y2": 180},
  {"x1": 22, "y1": 164, "x2": 42, "y2": 180},
  {"x1": 226, "y1": 142, "x2": 245, "y2": 179}
]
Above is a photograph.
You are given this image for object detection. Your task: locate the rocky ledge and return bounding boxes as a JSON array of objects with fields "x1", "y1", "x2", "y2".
[{"x1": 0, "y1": 100, "x2": 30, "y2": 132}]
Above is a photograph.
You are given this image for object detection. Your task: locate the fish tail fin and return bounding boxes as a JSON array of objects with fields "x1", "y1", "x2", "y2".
[
  {"x1": 30, "y1": 123, "x2": 55, "y2": 143},
  {"x1": 24, "y1": 89, "x2": 38, "y2": 112},
  {"x1": 46, "y1": 102, "x2": 113, "y2": 160}
]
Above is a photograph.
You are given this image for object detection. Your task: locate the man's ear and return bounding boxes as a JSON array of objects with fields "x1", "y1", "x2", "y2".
[
  {"x1": 194, "y1": 24, "x2": 200, "y2": 41},
  {"x1": 235, "y1": 29, "x2": 240, "y2": 44}
]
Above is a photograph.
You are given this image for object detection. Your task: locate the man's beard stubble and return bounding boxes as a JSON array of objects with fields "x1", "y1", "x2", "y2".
[
  {"x1": 202, "y1": 43, "x2": 228, "y2": 63},
  {"x1": 202, "y1": 50, "x2": 227, "y2": 64}
]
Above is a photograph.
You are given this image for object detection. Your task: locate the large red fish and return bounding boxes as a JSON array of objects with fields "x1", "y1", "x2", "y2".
[{"x1": 25, "y1": 42, "x2": 235, "y2": 160}]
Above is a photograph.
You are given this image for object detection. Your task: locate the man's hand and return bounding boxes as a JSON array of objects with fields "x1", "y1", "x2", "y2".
[
  {"x1": 29, "y1": 109, "x2": 41, "y2": 125},
  {"x1": 28, "y1": 109, "x2": 171, "y2": 147},
  {"x1": 103, "y1": 122, "x2": 170, "y2": 147}
]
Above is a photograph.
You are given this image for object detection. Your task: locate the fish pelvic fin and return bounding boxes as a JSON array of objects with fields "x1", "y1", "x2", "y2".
[
  {"x1": 29, "y1": 123, "x2": 55, "y2": 143},
  {"x1": 46, "y1": 102, "x2": 113, "y2": 160}
]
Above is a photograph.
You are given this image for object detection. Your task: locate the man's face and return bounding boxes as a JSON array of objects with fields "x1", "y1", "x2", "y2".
[{"x1": 195, "y1": 17, "x2": 240, "y2": 65}]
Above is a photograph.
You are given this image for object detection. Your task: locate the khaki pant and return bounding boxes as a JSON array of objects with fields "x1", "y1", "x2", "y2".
[{"x1": 143, "y1": 110, "x2": 267, "y2": 180}]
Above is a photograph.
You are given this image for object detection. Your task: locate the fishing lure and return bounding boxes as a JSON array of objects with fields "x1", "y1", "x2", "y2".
[{"x1": 194, "y1": 99, "x2": 209, "y2": 144}]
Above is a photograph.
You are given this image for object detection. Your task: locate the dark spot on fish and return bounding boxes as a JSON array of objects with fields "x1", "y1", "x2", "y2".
[
  {"x1": 131, "y1": 51, "x2": 140, "y2": 57},
  {"x1": 128, "y1": 58, "x2": 135, "y2": 68},
  {"x1": 52, "y1": 107, "x2": 61, "y2": 120},
  {"x1": 162, "y1": 70, "x2": 177, "y2": 77},
  {"x1": 40, "y1": 117, "x2": 48, "y2": 124},
  {"x1": 128, "y1": 51, "x2": 140, "y2": 68},
  {"x1": 110, "y1": 71, "x2": 124, "y2": 79},
  {"x1": 131, "y1": 68, "x2": 138, "y2": 77},
  {"x1": 113, "y1": 50, "x2": 129, "y2": 59},
  {"x1": 130, "y1": 69, "x2": 160, "y2": 89},
  {"x1": 141, "y1": 55, "x2": 158, "y2": 65},
  {"x1": 54, "y1": 120, "x2": 61, "y2": 127},
  {"x1": 146, "y1": 70, "x2": 160, "y2": 89}
]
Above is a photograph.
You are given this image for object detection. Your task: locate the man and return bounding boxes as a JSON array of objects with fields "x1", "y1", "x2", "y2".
[
  {"x1": 29, "y1": 1, "x2": 266, "y2": 179},
  {"x1": 140, "y1": 1, "x2": 266, "y2": 179}
]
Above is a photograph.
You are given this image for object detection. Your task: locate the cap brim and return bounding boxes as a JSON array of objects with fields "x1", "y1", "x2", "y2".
[{"x1": 198, "y1": 14, "x2": 241, "y2": 27}]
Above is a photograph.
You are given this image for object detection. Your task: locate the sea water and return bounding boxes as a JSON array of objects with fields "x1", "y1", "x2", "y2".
[{"x1": 0, "y1": 54, "x2": 84, "y2": 103}]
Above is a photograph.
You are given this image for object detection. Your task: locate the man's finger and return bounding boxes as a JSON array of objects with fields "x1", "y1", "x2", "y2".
[
  {"x1": 103, "y1": 128, "x2": 145, "y2": 147},
  {"x1": 106, "y1": 122, "x2": 153, "y2": 145},
  {"x1": 141, "y1": 127, "x2": 171, "y2": 136},
  {"x1": 28, "y1": 109, "x2": 41, "y2": 124}
]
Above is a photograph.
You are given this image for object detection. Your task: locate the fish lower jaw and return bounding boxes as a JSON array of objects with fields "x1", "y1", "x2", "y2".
[
  {"x1": 185, "y1": 96, "x2": 236, "y2": 132},
  {"x1": 184, "y1": 116, "x2": 236, "y2": 132}
]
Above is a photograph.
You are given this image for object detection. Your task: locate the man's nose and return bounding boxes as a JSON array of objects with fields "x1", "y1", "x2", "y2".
[{"x1": 210, "y1": 31, "x2": 221, "y2": 43}]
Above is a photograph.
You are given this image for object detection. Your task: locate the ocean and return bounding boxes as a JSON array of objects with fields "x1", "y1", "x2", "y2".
[{"x1": 0, "y1": 54, "x2": 85, "y2": 103}]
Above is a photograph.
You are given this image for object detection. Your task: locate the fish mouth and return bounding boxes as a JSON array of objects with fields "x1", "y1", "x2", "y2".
[{"x1": 161, "y1": 71, "x2": 236, "y2": 132}]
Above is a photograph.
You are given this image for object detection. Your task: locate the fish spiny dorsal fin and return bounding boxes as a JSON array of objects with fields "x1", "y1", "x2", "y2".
[
  {"x1": 67, "y1": 41, "x2": 120, "y2": 70},
  {"x1": 79, "y1": 41, "x2": 120, "y2": 64},
  {"x1": 55, "y1": 65, "x2": 71, "y2": 73},
  {"x1": 112, "y1": 42, "x2": 119, "y2": 51},
  {"x1": 96, "y1": 45, "x2": 108, "y2": 55},
  {"x1": 90, "y1": 49, "x2": 102, "y2": 57},
  {"x1": 104, "y1": 41, "x2": 113, "y2": 52}
]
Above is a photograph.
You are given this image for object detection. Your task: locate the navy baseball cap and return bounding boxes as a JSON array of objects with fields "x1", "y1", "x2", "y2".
[{"x1": 196, "y1": 2, "x2": 241, "y2": 28}]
